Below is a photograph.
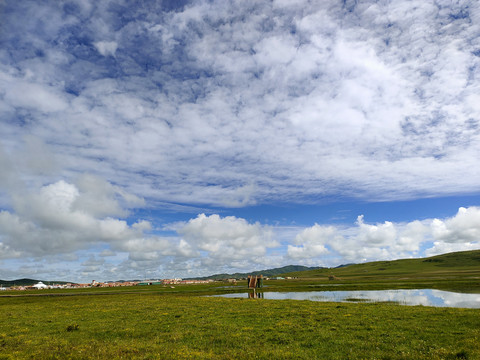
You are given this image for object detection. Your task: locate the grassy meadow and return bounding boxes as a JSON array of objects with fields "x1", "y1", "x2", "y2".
[{"x1": 1, "y1": 291, "x2": 479, "y2": 360}]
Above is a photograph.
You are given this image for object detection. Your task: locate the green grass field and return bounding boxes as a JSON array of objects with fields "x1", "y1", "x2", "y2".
[{"x1": 1, "y1": 291, "x2": 479, "y2": 360}]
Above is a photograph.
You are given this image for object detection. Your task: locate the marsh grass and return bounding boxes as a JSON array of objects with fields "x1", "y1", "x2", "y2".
[{"x1": 0, "y1": 292, "x2": 479, "y2": 359}]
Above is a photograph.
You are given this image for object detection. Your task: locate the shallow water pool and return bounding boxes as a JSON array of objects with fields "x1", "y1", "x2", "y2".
[{"x1": 212, "y1": 289, "x2": 480, "y2": 308}]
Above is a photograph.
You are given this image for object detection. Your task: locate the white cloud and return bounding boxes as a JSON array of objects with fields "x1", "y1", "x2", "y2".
[
  {"x1": 1, "y1": 202, "x2": 479, "y2": 281},
  {"x1": 73, "y1": 174, "x2": 144, "y2": 218},
  {"x1": 288, "y1": 216, "x2": 435, "y2": 265},
  {"x1": 395, "y1": 220, "x2": 429, "y2": 253},
  {"x1": 93, "y1": 41, "x2": 118, "y2": 57},
  {"x1": 178, "y1": 214, "x2": 277, "y2": 263},
  {"x1": 431, "y1": 207, "x2": 480, "y2": 243},
  {"x1": 355, "y1": 215, "x2": 397, "y2": 246},
  {"x1": 18, "y1": 135, "x2": 58, "y2": 176},
  {"x1": 0, "y1": 178, "x2": 146, "y2": 257},
  {"x1": 287, "y1": 224, "x2": 334, "y2": 259},
  {"x1": 99, "y1": 249, "x2": 116, "y2": 257},
  {"x1": 425, "y1": 241, "x2": 479, "y2": 257},
  {"x1": 3, "y1": 78, "x2": 69, "y2": 113}
]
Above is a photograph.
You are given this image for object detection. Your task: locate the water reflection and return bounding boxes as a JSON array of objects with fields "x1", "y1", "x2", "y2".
[
  {"x1": 248, "y1": 290, "x2": 264, "y2": 299},
  {"x1": 215, "y1": 289, "x2": 480, "y2": 308}
]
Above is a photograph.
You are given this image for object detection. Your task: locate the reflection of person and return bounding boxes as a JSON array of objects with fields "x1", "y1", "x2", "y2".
[{"x1": 248, "y1": 290, "x2": 264, "y2": 299}]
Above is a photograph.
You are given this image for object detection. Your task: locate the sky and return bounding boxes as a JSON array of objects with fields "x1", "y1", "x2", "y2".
[{"x1": 1, "y1": 0, "x2": 480, "y2": 283}]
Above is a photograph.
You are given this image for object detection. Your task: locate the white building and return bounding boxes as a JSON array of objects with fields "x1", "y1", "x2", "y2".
[{"x1": 32, "y1": 282, "x2": 48, "y2": 289}]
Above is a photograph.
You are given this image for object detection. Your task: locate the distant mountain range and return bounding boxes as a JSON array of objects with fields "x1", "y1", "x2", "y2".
[{"x1": 185, "y1": 265, "x2": 323, "y2": 280}]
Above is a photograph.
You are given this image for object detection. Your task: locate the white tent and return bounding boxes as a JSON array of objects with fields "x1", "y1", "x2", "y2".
[{"x1": 32, "y1": 282, "x2": 48, "y2": 289}]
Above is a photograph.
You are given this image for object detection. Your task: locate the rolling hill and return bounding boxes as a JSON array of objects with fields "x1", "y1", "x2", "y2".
[{"x1": 281, "y1": 250, "x2": 480, "y2": 281}]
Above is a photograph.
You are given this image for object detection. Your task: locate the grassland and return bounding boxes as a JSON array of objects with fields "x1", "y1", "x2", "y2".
[
  {"x1": 1, "y1": 291, "x2": 479, "y2": 359},
  {"x1": 0, "y1": 250, "x2": 479, "y2": 359}
]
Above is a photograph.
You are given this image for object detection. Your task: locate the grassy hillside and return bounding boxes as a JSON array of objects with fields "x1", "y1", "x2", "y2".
[{"x1": 282, "y1": 250, "x2": 480, "y2": 282}]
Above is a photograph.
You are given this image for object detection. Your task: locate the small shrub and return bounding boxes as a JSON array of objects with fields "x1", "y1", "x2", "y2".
[{"x1": 66, "y1": 324, "x2": 79, "y2": 332}]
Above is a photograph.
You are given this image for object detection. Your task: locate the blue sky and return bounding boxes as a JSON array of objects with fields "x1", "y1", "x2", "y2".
[{"x1": 1, "y1": 0, "x2": 480, "y2": 282}]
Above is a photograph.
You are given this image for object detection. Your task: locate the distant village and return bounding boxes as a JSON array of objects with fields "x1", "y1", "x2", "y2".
[
  {"x1": 0, "y1": 279, "x2": 214, "y2": 291},
  {"x1": 0, "y1": 276, "x2": 292, "y2": 291}
]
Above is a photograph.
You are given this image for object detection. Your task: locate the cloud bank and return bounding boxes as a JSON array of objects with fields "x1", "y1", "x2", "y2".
[{"x1": 0, "y1": 172, "x2": 478, "y2": 281}]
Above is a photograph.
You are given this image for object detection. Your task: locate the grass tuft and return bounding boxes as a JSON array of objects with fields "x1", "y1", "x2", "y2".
[{"x1": 66, "y1": 324, "x2": 79, "y2": 332}]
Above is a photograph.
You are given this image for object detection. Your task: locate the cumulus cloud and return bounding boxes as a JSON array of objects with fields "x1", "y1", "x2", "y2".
[
  {"x1": 0, "y1": 178, "x2": 147, "y2": 258},
  {"x1": 289, "y1": 216, "x2": 432, "y2": 265},
  {"x1": 431, "y1": 207, "x2": 480, "y2": 243},
  {"x1": 426, "y1": 207, "x2": 480, "y2": 256},
  {"x1": 286, "y1": 207, "x2": 479, "y2": 266},
  {"x1": 396, "y1": 220, "x2": 429, "y2": 253},
  {"x1": 93, "y1": 41, "x2": 118, "y2": 57},
  {"x1": 1, "y1": 195, "x2": 479, "y2": 280},
  {"x1": 355, "y1": 215, "x2": 397, "y2": 246},
  {"x1": 178, "y1": 214, "x2": 277, "y2": 264},
  {"x1": 287, "y1": 225, "x2": 335, "y2": 259}
]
